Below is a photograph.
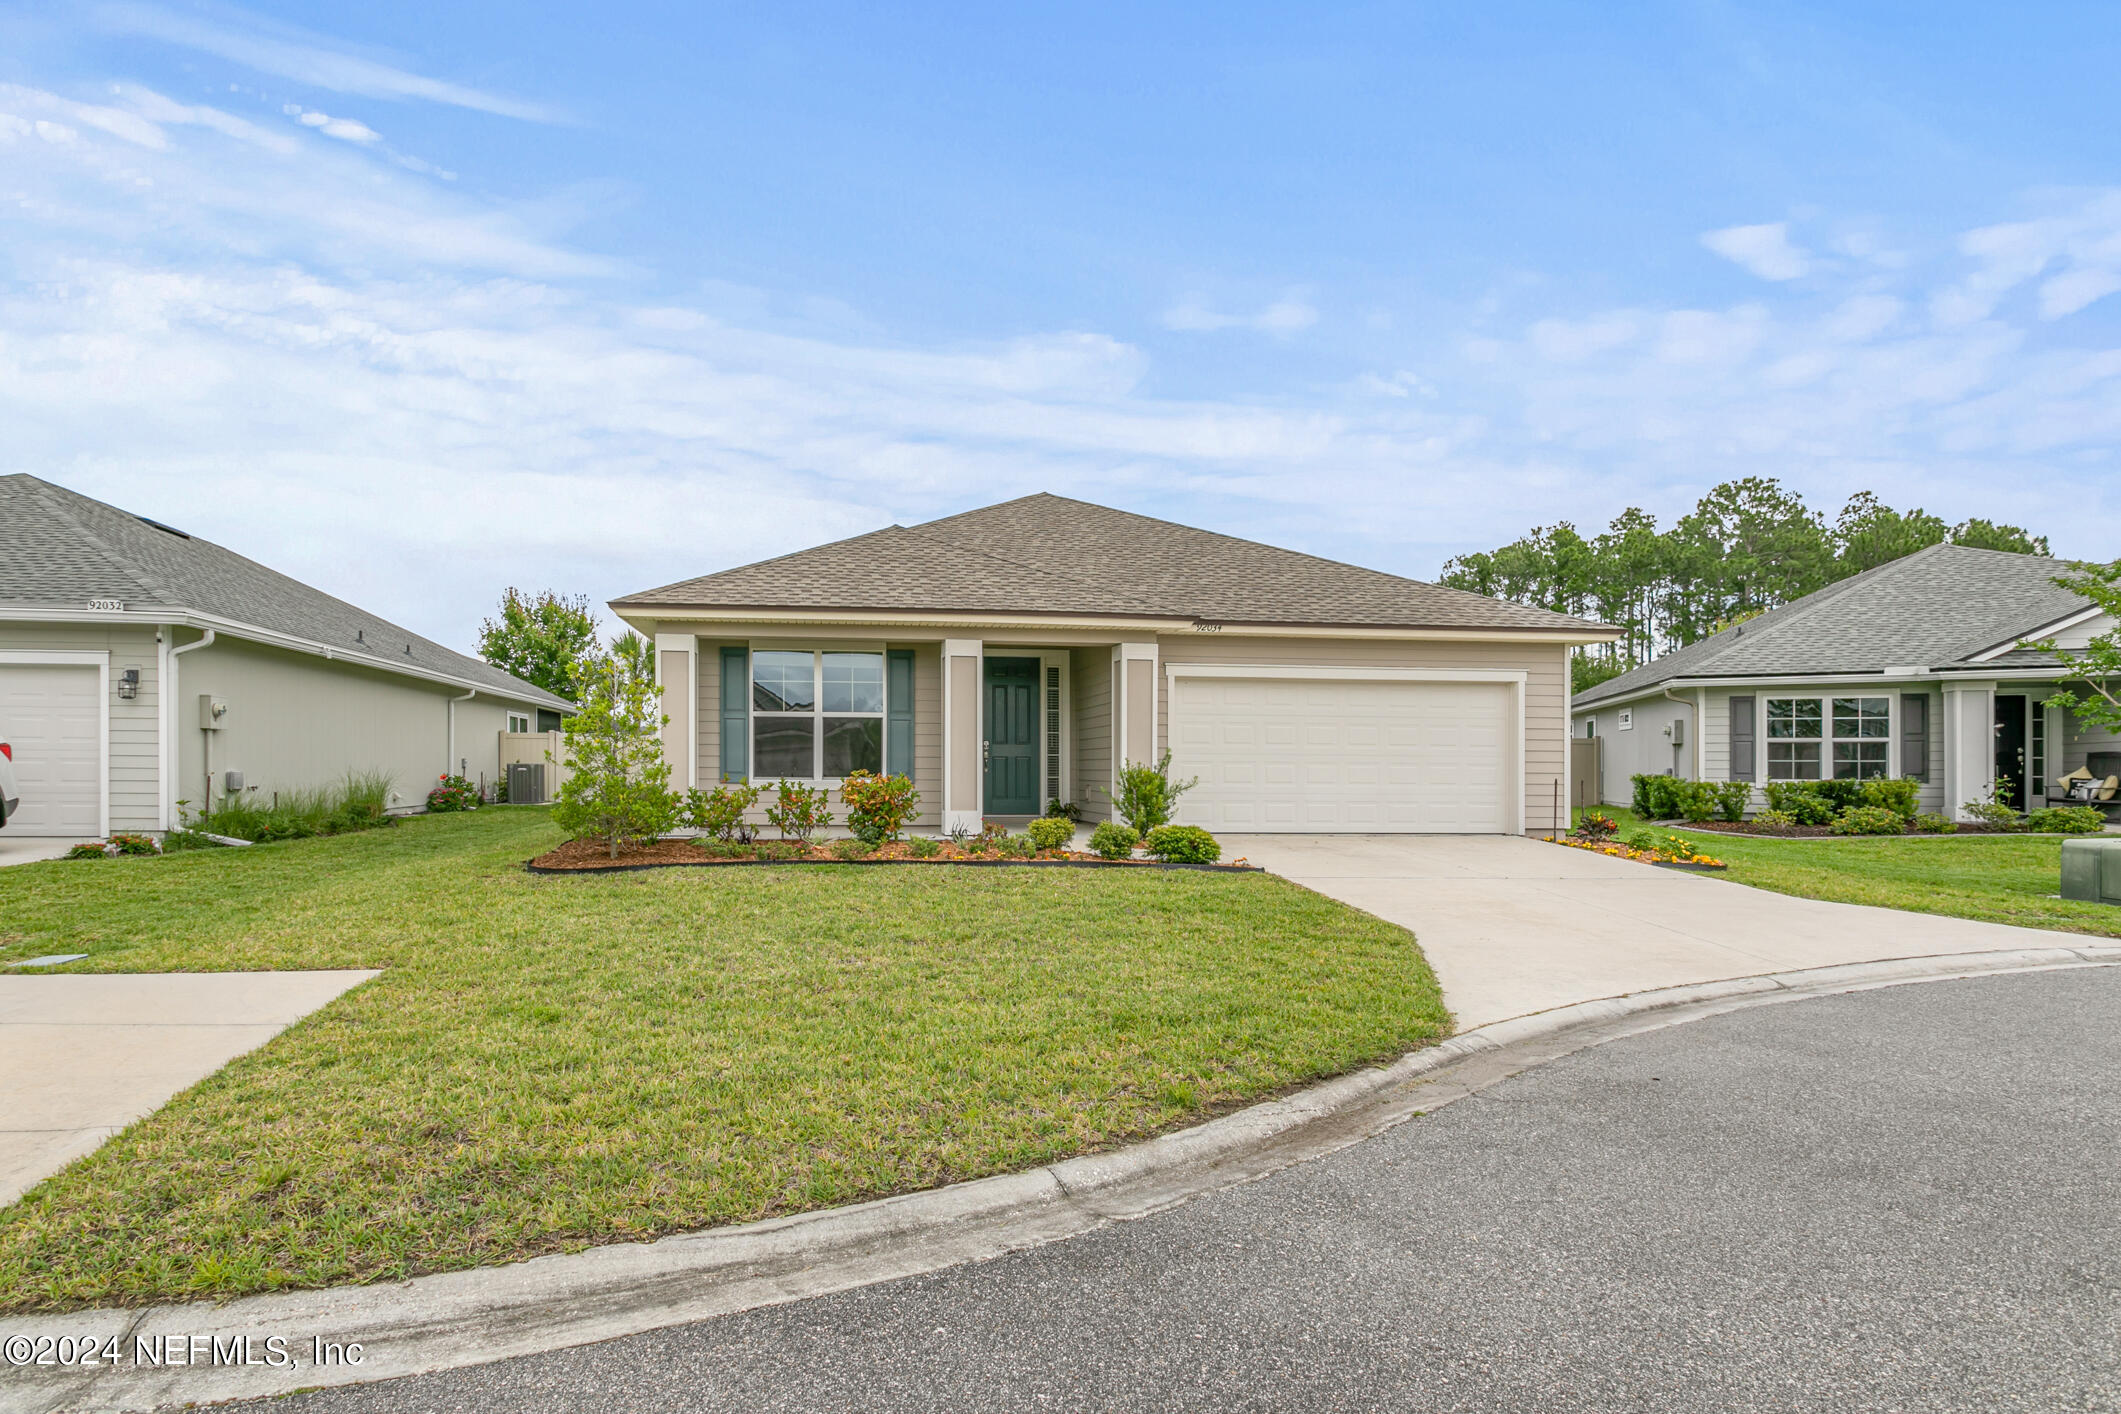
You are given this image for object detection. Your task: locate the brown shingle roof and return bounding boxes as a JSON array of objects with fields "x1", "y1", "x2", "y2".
[{"x1": 615, "y1": 493, "x2": 1609, "y2": 634}]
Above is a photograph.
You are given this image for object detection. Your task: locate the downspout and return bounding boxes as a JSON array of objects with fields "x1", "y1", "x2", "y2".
[
  {"x1": 170, "y1": 629, "x2": 216, "y2": 823},
  {"x1": 448, "y1": 688, "x2": 477, "y2": 786}
]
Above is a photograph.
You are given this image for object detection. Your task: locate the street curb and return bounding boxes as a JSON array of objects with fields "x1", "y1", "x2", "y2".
[{"x1": 5, "y1": 943, "x2": 2116, "y2": 1414}]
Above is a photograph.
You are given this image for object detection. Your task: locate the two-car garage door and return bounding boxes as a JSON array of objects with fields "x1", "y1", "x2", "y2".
[
  {"x1": 1172, "y1": 675, "x2": 1515, "y2": 833},
  {"x1": 0, "y1": 664, "x2": 102, "y2": 836}
]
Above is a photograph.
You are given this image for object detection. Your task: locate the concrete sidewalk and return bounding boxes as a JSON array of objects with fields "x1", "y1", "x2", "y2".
[
  {"x1": 1225, "y1": 834, "x2": 2091, "y2": 1029},
  {"x1": 0, "y1": 970, "x2": 379, "y2": 1205}
]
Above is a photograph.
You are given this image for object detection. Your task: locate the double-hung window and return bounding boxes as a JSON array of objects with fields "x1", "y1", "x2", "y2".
[
  {"x1": 506, "y1": 712, "x2": 531, "y2": 733},
  {"x1": 751, "y1": 650, "x2": 885, "y2": 781},
  {"x1": 1830, "y1": 697, "x2": 1890, "y2": 779},
  {"x1": 1765, "y1": 698, "x2": 1823, "y2": 780}
]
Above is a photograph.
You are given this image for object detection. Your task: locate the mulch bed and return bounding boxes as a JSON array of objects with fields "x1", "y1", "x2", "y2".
[{"x1": 527, "y1": 836, "x2": 1261, "y2": 874}]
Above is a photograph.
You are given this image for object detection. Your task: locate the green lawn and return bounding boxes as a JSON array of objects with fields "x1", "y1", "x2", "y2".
[
  {"x1": 1580, "y1": 806, "x2": 2121, "y2": 938},
  {"x1": 0, "y1": 810, "x2": 1446, "y2": 1312}
]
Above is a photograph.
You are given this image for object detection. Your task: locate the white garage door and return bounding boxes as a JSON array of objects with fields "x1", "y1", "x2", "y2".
[
  {"x1": 1172, "y1": 675, "x2": 1514, "y2": 833},
  {"x1": 0, "y1": 665, "x2": 103, "y2": 837}
]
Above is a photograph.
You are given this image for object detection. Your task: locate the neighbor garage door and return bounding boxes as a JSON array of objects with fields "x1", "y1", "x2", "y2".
[
  {"x1": 0, "y1": 664, "x2": 102, "y2": 837},
  {"x1": 1171, "y1": 674, "x2": 1514, "y2": 833}
]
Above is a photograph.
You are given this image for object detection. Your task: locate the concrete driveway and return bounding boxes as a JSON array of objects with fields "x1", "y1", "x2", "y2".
[
  {"x1": 0, "y1": 837, "x2": 79, "y2": 867},
  {"x1": 1226, "y1": 834, "x2": 2088, "y2": 1029},
  {"x1": 0, "y1": 970, "x2": 379, "y2": 1205}
]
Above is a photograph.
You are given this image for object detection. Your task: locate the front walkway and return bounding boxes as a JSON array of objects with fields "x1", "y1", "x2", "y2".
[
  {"x1": 0, "y1": 970, "x2": 379, "y2": 1205},
  {"x1": 1225, "y1": 834, "x2": 2087, "y2": 1029}
]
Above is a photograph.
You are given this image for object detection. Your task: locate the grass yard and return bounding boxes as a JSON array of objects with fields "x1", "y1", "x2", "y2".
[
  {"x1": 0, "y1": 809, "x2": 1446, "y2": 1313},
  {"x1": 1581, "y1": 806, "x2": 2121, "y2": 938}
]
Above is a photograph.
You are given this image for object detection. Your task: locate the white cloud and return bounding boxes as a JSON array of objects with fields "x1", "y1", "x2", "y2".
[
  {"x1": 1701, "y1": 222, "x2": 1812, "y2": 281},
  {"x1": 1161, "y1": 292, "x2": 1319, "y2": 333},
  {"x1": 291, "y1": 107, "x2": 380, "y2": 143},
  {"x1": 93, "y1": 2, "x2": 559, "y2": 122}
]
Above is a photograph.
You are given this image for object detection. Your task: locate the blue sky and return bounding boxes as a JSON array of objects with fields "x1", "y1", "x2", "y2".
[{"x1": 4, "y1": 2, "x2": 2119, "y2": 649}]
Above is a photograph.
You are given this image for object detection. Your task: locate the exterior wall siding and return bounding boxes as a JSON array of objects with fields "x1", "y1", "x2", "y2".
[
  {"x1": 1573, "y1": 696, "x2": 1694, "y2": 805},
  {"x1": 1155, "y1": 634, "x2": 1572, "y2": 834},
  {"x1": 174, "y1": 633, "x2": 540, "y2": 816},
  {"x1": 1070, "y1": 645, "x2": 1113, "y2": 823},
  {"x1": 0, "y1": 619, "x2": 162, "y2": 834}
]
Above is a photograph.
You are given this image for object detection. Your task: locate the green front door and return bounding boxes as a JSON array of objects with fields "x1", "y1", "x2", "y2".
[{"x1": 984, "y1": 657, "x2": 1040, "y2": 816}]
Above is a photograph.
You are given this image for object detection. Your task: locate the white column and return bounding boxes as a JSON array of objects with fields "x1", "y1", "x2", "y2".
[
  {"x1": 941, "y1": 639, "x2": 984, "y2": 835},
  {"x1": 1942, "y1": 680, "x2": 1995, "y2": 821},
  {"x1": 1114, "y1": 642, "x2": 1160, "y2": 784},
  {"x1": 655, "y1": 632, "x2": 698, "y2": 793}
]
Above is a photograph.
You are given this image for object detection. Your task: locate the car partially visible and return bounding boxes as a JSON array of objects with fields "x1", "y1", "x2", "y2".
[{"x1": 0, "y1": 741, "x2": 19, "y2": 827}]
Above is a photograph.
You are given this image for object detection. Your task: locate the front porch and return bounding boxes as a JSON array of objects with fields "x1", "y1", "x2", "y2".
[
  {"x1": 1940, "y1": 678, "x2": 2121, "y2": 819},
  {"x1": 654, "y1": 634, "x2": 1163, "y2": 834}
]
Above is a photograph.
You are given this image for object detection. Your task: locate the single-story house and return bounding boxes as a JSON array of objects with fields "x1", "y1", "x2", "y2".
[
  {"x1": 0, "y1": 475, "x2": 569, "y2": 839},
  {"x1": 611, "y1": 494, "x2": 1616, "y2": 836},
  {"x1": 1571, "y1": 543, "x2": 2118, "y2": 820}
]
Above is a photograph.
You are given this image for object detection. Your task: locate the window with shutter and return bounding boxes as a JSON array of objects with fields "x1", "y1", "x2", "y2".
[
  {"x1": 719, "y1": 646, "x2": 748, "y2": 782},
  {"x1": 886, "y1": 649, "x2": 915, "y2": 778},
  {"x1": 1900, "y1": 694, "x2": 1929, "y2": 782},
  {"x1": 1729, "y1": 696, "x2": 1756, "y2": 782}
]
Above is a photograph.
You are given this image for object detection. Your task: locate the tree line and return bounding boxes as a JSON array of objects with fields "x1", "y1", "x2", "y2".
[{"x1": 1437, "y1": 478, "x2": 2051, "y2": 691}]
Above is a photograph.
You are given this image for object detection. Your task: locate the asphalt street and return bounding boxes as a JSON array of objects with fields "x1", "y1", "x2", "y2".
[{"x1": 263, "y1": 965, "x2": 2120, "y2": 1414}]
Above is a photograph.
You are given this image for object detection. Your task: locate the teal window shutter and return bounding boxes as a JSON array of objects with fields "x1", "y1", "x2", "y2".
[
  {"x1": 886, "y1": 648, "x2": 915, "y2": 778},
  {"x1": 719, "y1": 646, "x2": 749, "y2": 781}
]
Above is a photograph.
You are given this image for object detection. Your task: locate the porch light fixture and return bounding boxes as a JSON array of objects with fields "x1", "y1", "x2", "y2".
[{"x1": 116, "y1": 667, "x2": 140, "y2": 700}]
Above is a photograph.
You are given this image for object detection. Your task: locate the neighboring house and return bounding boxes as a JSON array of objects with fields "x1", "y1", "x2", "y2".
[
  {"x1": 0, "y1": 475, "x2": 569, "y2": 839},
  {"x1": 612, "y1": 494, "x2": 1615, "y2": 836},
  {"x1": 1571, "y1": 543, "x2": 2116, "y2": 821}
]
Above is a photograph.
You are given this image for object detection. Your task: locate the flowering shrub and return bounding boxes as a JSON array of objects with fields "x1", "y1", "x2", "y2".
[
  {"x1": 1555, "y1": 830, "x2": 1724, "y2": 868},
  {"x1": 840, "y1": 770, "x2": 921, "y2": 843},
  {"x1": 427, "y1": 774, "x2": 480, "y2": 813},
  {"x1": 995, "y1": 832, "x2": 1037, "y2": 859},
  {"x1": 65, "y1": 842, "x2": 110, "y2": 860},
  {"x1": 1574, "y1": 809, "x2": 1618, "y2": 842},
  {"x1": 764, "y1": 779, "x2": 833, "y2": 841},
  {"x1": 108, "y1": 833, "x2": 159, "y2": 856}
]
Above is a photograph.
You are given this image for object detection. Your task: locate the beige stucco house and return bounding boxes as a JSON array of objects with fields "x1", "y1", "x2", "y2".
[
  {"x1": 613, "y1": 495, "x2": 1616, "y2": 836},
  {"x1": 1572, "y1": 543, "x2": 2119, "y2": 821},
  {"x1": 0, "y1": 475, "x2": 568, "y2": 840}
]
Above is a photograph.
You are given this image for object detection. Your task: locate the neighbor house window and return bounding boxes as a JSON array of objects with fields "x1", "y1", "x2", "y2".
[
  {"x1": 507, "y1": 712, "x2": 530, "y2": 733},
  {"x1": 1766, "y1": 698, "x2": 1823, "y2": 780},
  {"x1": 752, "y1": 650, "x2": 884, "y2": 780},
  {"x1": 1831, "y1": 697, "x2": 1890, "y2": 779}
]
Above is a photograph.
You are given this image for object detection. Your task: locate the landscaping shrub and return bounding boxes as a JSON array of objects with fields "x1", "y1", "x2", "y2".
[
  {"x1": 1043, "y1": 798, "x2": 1082, "y2": 823},
  {"x1": 764, "y1": 780, "x2": 833, "y2": 841},
  {"x1": 1911, "y1": 811, "x2": 1958, "y2": 834},
  {"x1": 829, "y1": 838, "x2": 875, "y2": 860},
  {"x1": 1088, "y1": 821, "x2": 1139, "y2": 860},
  {"x1": 1829, "y1": 805, "x2": 1907, "y2": 836},
  {"x1": 1574, "y1": 809, "x2": 1617, "y2": 842},
  {"x1": 1858, "y1": 776, "x2": 1921, "y2": 821},
  {"x1": 1671, "y1": 780, "x2": 1719, "y2": 823},
  {"x1": 64, "y1": 842, "x2": 109, "y2": 860},
  {"x1": 684, "y1": 782, "x2": 761, "y2": 840},
  {"x1": 1753, "y1": 808, "x2": 1799, "y2": 829},
  {"x1": 426, "y1": 774, "x2": 480, "y2": 813},
  {"x1": 107, "y1": 833, "x2": 158, "y2": 856},
  {"x1": 553, "y1": 655, "x2": 679, "y2": 858},
  {"x1": 751, "y1": 839, "x2": 804, "y2": 861},
  {"x1": 1711, "y1": 781, "x2": 1752, "y2": 823},
  {"x1": 1761, "y1": 782, "x2": 1837, "y2": 826},
  {"x1": 1105, "y1": 752, "x2": 1198, "y2": 835},
  {"x1": 1813, "y1": 778, "x2": 1866, "y2": 812},
  {"x1": 839, "y1": 770, "x2": 920, "y2": 844},
  {"x1": 2027, "y1": 805, "x2": 2106, "y2": 834},
  {"x1": 1630, "y1": 773, "x2": 1683, "y2": 819},
  {"x1": 693, "y1": 839, "x2": 753, "y2": 859},
  {"x1": 1624, "y1": 828, "x2": 1661, "y2": 852},
  {"x1": 1026, "y1": 816, "x2": 1075, "y2": 852},
  {"x1": 1961, "y1": 779, "x2": 2022, "y2": 830},
  {"x1": 1143, "y1": 824, "x2": 1221, "y2": 863},
  {"x1": 906, "y1": 836, "x2": 943, "y2": 859},
  {"x1": 995, "y1": 832, "x2": 1037, "y2": 859}
]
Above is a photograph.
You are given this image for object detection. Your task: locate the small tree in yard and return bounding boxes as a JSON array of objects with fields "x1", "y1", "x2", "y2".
[
  {"x1": 1101, "y1": 752, "x2": 1198, "y2": 835},
  {"x1": 552, "y1": 655, "x2": 677, "y2": 858},
  {"x1": 2030, "y1": 561, "x2": 2121, "y2": 739}
]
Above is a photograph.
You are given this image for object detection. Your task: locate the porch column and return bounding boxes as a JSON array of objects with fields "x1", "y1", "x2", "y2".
[
  {"x1": 656, "y1": 633, "x2": 697, "y2": 792},
  {"x1": 1941, "y1": 680, "x2": 1995, "y2": 822},
  {"x1": 1114, "y1": 642, "x2": 1159, "y2": 775},
  {"x1": 941, "y1": 638, "x2": 984, "y2": 834}
]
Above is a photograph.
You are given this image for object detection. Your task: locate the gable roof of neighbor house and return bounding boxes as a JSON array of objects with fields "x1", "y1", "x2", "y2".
[
  {"x1": 0, "y1": 475, "x2": 569, "y2": 709},
  {"x1": 1574, "y1": 543, "x2": 2093, "y2": 709},
  {"x1": 615, "y1": 493, "x2": 1612, "y2": 635}
]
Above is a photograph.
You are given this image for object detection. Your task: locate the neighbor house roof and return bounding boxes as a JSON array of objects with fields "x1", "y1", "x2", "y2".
[
  {"x1": 615, "y1": 493, "x2": 1612, "y2": 635},
  {"x1": 1574, "y1": 543, "x2": 2093, "y2": 709},
  {"x1": 0, "y1": 475, "x2": 568, "y2": 708}
]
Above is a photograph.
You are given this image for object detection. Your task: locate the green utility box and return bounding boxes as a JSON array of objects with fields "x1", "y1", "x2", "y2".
[{"x1": 2059, "y1": 838, "x2": 2121, "y2": 905}]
